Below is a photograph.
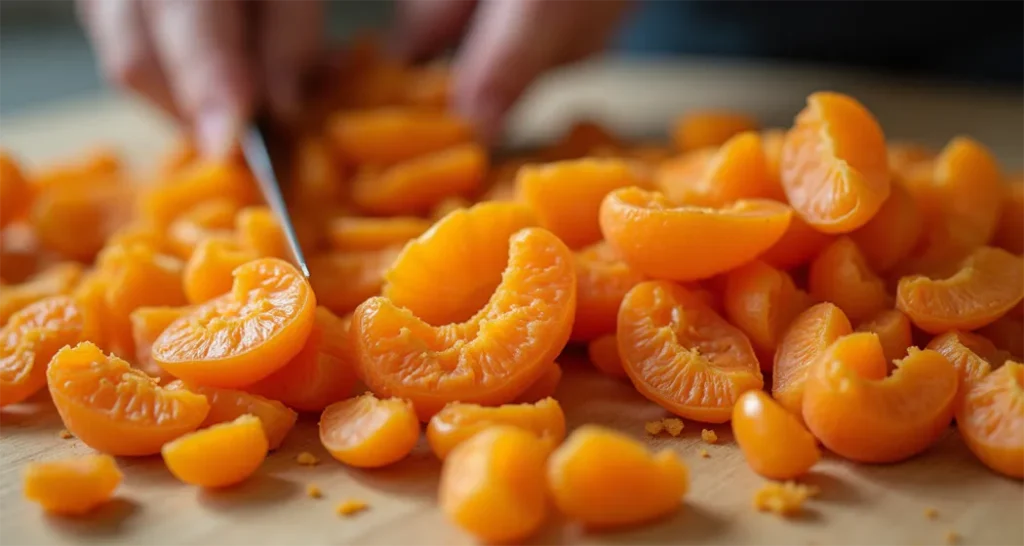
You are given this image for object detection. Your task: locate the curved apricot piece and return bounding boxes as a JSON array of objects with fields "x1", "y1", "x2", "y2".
[
  {"x1": 141, "y1": 162, "x2": 257, "y2": 227},
  {"x1": 183, "y1": 237, "x2": 258, "y2": 304},
  {"x1": 657, "y1": 132, "x2": 781, "y2": 207},
  {"x1": 0, "y1": 151, "x2": 31, "y2": 228},
  {"x1": 47, "y1": 342, "x2": 210, "y2": 455},
  {"x1": 32, "y1": 146, "x2": 121, "y2": 192},
  {"x1": 248, "y1": 307, "x2": 358, "y2": 412},
  {"x1": 780, "y1": 92, "x2": 891, "y2": 233},
  {"x1": 165, "y1": 381, "x2": 296, "y2": 450},
  {"x1": 855, "y1": 309, "x2": 912, "y2": 367},
  {"x1": 308, "y1": 247, "x2": 399, "y2": 316},
  {"x1": 166, "y1": 198, "x2": 239, "y2": 259},
  {"x1": 383, "y1": 202, "x2": 538, "y2": 325},
  {"x1": 30, "y1": 182, "x2": 136, "y2": 261},
  {"x1": 772, "y1": 303, "x2": 853, "y2": 417},
  {"x1": 162, "y1": 414, "x2": 268, "y2": 487},
  {"x1": 809, "y1": 237, "x2": 892, "y2": 323},
  {"x1": 896, "y1": 246, "x2": 1023, "y2": 334},
  {"x1": 600, "y1": 187, "x2": 792, "y2": 282},
  {"x1": 957, "y1": 362, "x2": 1023, "y2": 478},
  {"x1": 547, "y1": 425, "x2": 688, "y2": 528},
  {"x1": 993, "y1": 178, "x2": 1023, "y2": 254},
  {"x1": 618, "y1": 281, "x2": 763, "y2": 423},
  {"x1": 543, "y1": 120, "x2": 623, "y2": 160},
  {"x1": 1, "y1": 296, "x2": 86, "y2": 406},
  {"x1": 235, "y1": 206, "x2": 288, "y2": 259},
  {"x1": 672, "y1": 110, "x2": 758, "y2": 151},
  {"x1": 129, "y1": 306, "x2": 192, "y2": 380},
  {"x1": 0, "y1": 262, "x2": 83, "y2": 326},
  {"x1": 802, "y1": 337, "x2": 957, "y2": 463},
  {"x1": 732, "y1": 390, "x2": 820, "y2": 479},
  {"x1": 153, "y1": 258, "x2": 316, "y2": 388},
  {"x1": 587, "y1": 334, "x2": 627, "y2": 378},
  {"x1": 23, "y1": 455, "x2": 122, "y2": 515},
  {"x1": 287, "y1": 137, "x2": 346, "y2": 214},
  {"x1": 319, "y1": 393, "x2": 420, "y2": 468},
  {"x1": 517, "y1": 158, "x2": 648, "y2": 249},
  {"x1": 849, "y1": 182, "x2": 924, "y2": 273},
  {"x1": 327, "y1": 216, "x2": 431, "y2": 252},
  {"x1": 439, "y1": 425, "x2": 551, "y2": 544},
  {"x1": 515, "y1": 363, "x2": 562, "y2": 403},
  {"x1": 572, "y1": 241, "x2": 646, "y2": 341},
  {"x1": 355, "y1": 228, "x2": 575, "y2": 419},
  {"x1": 977, "y1": 316, "x2": 1023, "y2": 361},
  {"x1": 758, "y1": 214, "x2": 833, "y2": 270},
  {"x1": 925, "y1": 331, "x2": 1005, "y2": 397},
  {"x1": 328, "y1": 108, "x2": 472, "y2": 165},
  {"x1": 427, "y1": 397, "x2": 566, "y2": 460}
]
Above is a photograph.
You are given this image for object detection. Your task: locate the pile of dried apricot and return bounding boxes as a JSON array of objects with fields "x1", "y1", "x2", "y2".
[{"x1": 3, "y1": 38, "x2": 1021, "y2": 541}]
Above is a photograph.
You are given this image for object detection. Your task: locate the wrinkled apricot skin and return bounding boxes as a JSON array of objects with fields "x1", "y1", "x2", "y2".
[
  {"x1": 809, "y1": 237, "x2": 892, "y2": 323},
  {"x1": 319, "y1": 394, "x2": 420, "y2": 468},
  {"x1": 23, "y1": 455, "x2": 122, "y2": 515},
  {"x1": 427, "y1": 398, "x2": 566, "y2": 460},
  {"x1": 773, "y1": 303, "x2": 853, "y2": 417},
  {"x1": 572, "y1": 241, "x2": 646, "y2": 341},
  {"x1": 1, "y1": 296, "x2": 85, "y2": 406},
  {"x1": 166, "y1": 381, "x2": 297, "y2": 450},
  {"x1": 440, "y1": 426, "x2": 551, "y2": 544},
  {"x1": 732, "y1": 390, "x2": 820, "y2": 479},
  {"x1": 956, "y1": 362, "x2": 1023, "y2": 479},
  {"x1": 672, "y1": 110, "x2": 758, "y2": 151},
  {"x1": 162, "y1": 414, "x2": 269, "y2": 487},
  {"x1": 587, "y1": 334, "x2": 627, "y2": 378},
  {"x1": 547, "y1": 426, "x2": 688, "y2": 528},
  {"x1": 328, "y1": 108, "x2": 472, "y2": 165}
]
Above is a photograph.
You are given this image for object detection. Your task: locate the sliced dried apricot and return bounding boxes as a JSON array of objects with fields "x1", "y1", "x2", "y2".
[
  {"x1": 618, "y1": 281, "x2": 763, "y2": 423},
  {"x1": 732, "y1": 390, "x2": 820, "y2": 479},
  {"x1": 162, "y1": 414, "x2": 268, "y2": 487},
  {"x1": 672, "y1": 110, "x2": 758, "y2": 151},
  {"x1": 572, "y1": 241, "x2": 646, "y2": 341},
  {"x1": 515, "y1": 362, "x2": 562, "y2": 403},
  {"x1": 925, "y1": 331, "x2": 1005, "y2": 398},
  {"x1": 31, "y1": 182, "x2": 136, "y2": 262},
  {"x1": 166, "y1": 198, "x2": 239, "y2": 259},
  {"x1": 1, "y1": 296, "x2": 85, "y2": 406},
  {"x1": 328, "y1": 108, "x2": 472, "y2": 165},
  {"x1": 427, "y1": 397, "x2": 566, "y2": 460},
  {"x1": 809, "y1": 237, "x2": 892, "y2": 323},
  {"x1": 993, "y1": 177, "x2": 1023, "y2": 254},
  {"x1": 166, "y1": 381, "x2": 296, "y2": 450},
  {"x1": 0, "y1": 151, "x2": 31, "y2": 228},
  {"x1": 956, "y1": 362, "x2": 1023, "y2": 478},
  {"x1": 327, "y1": 216, "x2": 431, "y2": 252},
  {"x1": 23, "y1": 455, "x2": 122, "y2": 515},
  {"x1": 308, "y1": 247, "x2": 399, "y2": 316},
  {"x1": 319, "y1": 393, "x2": 420, "y2": 468},
  {"x1": 141, "y1": 162, "x2": 256, "y2": 227},
  {"x1": 587, "y1": 334, "x2": 627, "y2": 378},
  {"x1": 657, "y1": 132, "x2": 781, "y2": 207},
  {"x1": 183, "y1": 236, "x2": 258, "y2": 304},
  {"x1": 758, "y1": 214, "x2": 833, "y2": 271},
  {"x1": 772, "y1": 303, "x2": 853, "y2": 417},
  {"x1": 235, "y1": 206, "x2": 288, "y2": 260},
  {"x1": 856, "y1": 309, "x2": 912, "y2": 367},
  {"x1": 1, "y1": 262, "x2": 83, "y2": 326}
]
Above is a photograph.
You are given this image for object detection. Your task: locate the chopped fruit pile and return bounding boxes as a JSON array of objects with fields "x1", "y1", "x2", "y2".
[{"x1": 2, "y1": 38, "x2": 1021, "y2": 542}]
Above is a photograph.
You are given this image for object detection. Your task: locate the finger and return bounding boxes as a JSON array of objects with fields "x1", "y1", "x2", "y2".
[
  {"x1": 77, "y1": 0, "x2": 180, "y2": 119},
  {"x1": 143, "y1": 0, "x2": 253, "y2": 159},
  {"x1": 390, "y1": 0, "x2": 477, "y2": 61},
  {"x1": 256, "y1": 0, "x2": 324, "y2": 123}
]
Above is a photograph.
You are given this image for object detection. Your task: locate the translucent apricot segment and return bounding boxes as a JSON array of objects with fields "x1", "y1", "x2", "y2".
[
  {"x1": 517, "y1": 158, "x2": 650, "y2": 248},
  {"x1": 957, "y1": 362, "x2": 1023, "y2": 478},
  {"x1": 802, "y1": 340, "x2": 957, "y2": 463},
  {"x1": 515, "y1": 363, "x2": 562, "y2": 403},
  {"x1": 353, "y1": 143, "x2": 486, "y2": 215},
  {"x1": 994, "y1": 179, "x2": 1023, "y2": 254},
  {"x1": 166, "y1": 381, "x2": 296, "y2": 450},
  {"x1": 809, "y1": 237, "x2": 892, "y2": 323},
  {"x1": 849, "y1": 182, "x2": 924, "y2": 273},
  {"x1": 672, "y1": 110, "x2": 758, "y2": 151},
  {"x1": 856, "y1": 309, "x2": 912, "y2": 367},
  {"x1": 309, "y1": 248, "x2": 399, "y2": 316},
  {"x1": 617, "y1": 281, "x2": 763, "y2": 423},
  {"x1": 153, "y1": 258, "x2": 316, "y2": 388},
  {"x1": 383, "y1": 202, "x2": 538, "y2": 325},
  {"x1": 129, "y1": 306, "x2": 190, "y2": 380},
  {"x1": 47, "y1": 342, "x2": 210, "y2": 456},
  {"x1": 0, "y1": 151, "x2": 31, "y2": 228},
  {"x1": 758, "y1": 214, "x2": 833, "y2": 270},
  {"x1": 354, "y1": 228, "x2": 576, "y2": 419},
  {"x1": 657, "y1": 132, "x2": 780, "y2": 207},
  {"x1": 23, "y1": 455, "x2": 122, "y2": 515},
  {"x1": 328, "y1": 108, "x2": 473, "y2": 165},
  {"x1": 142, "y1": 162, "x2": 256, "y2": 227},
  {"x1": 926, "y1": 331, "x2": 1003, "y2": 397},
  {"x1": 1, "y1": 262, "x2": 84, "y2": 326},
  {"x1": 319, "y1": 393, "x2": 420, "y2": 468},
  {"x1": 162, "y1": 414, "x2": 269, "y2": 487},
  {"x1": 327, "y1": 216, "x2": 431, "y2": 252},
  {"x1": 1, "y1": 296, "x2": 85, "y2": 406},
  {"x1": 772, "y1": 303, "x2": 853, "y2": 417},
  {"x1": 427, "y1": 398, "x2": 566, "y2": 460},
  {"x1": 440, "y1": 425, "x2": 551, "y2": 544},
  {"x1": 547, "y1": 426, "x2": 688, "y2": 528},
  {"x1": 587, "y1": 334, "x2": 627, "y2": 378},
  {"x1": 599, "y1": 187, "x2": 792, "y2": 282},
  {"x1": 572, "y1": 241, "x2": 646, "y2": 341},
  {"x1": 732, "y1": 390, "x2": 820, "y2": 479},
  {"x1": 781, "y1": 92, "x2": 891, "y2": 233},
  {"x1": 896, "y1": 247, "x2": 1024, "y2": 334},
  {"x1": 183, "y1": 237, "x2": 258, "y2": 304}
]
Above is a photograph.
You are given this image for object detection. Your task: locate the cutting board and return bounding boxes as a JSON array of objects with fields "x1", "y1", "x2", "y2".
[{"x1": 1, "y1": 58, "x2": 1022, "y2": 546}]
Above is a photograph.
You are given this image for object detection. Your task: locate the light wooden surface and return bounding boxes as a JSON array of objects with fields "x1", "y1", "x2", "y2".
[{"x1": 1, "y1": 58, "x2": 1022, "y2": 546}]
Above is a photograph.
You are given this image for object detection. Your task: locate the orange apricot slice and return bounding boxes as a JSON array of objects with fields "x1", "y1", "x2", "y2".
[
  {"x1": 657, "y1": 131, "x2": 781, "y2": 207},
  {"x1": 617, "y1": 281, "x2": 763, "y2": 423},
  {"x1": 957, "y1": 362, "x2": 1023, "y2": 479},
  {"x1": 318, "y1": 393, "x2": 420, "y2": 468},
  {"x1": 32, "y1": 146, "x2": 121, "y2": 192},
  {"x1": 308, "y1": 247, "x2": 400, "y2": 316},
  {"x1": 1, "y1": 296, "x2": 86, "y2": 406},
  {"x1": 165, "y1": 381, "x2": 296, "y2": 450},
  {"x1": 426, "y1": 397, "x2": 566, "y2": 460},
  {"x1": 547, "y1": 425, "x2": 688, "y2": 528},
  {"x1": 758, "y1": 213, "x2": 834, "y2": 271},
  {"x1": 672, "y1": 110, "x2": 758, "y2": 151},
  {"x1": 849, "y1": 182, "x2": 924, "y2": 273},
  {"x1": 383, "y1": 202, "x2": 538, "y2": 325},
  {"x1": 772, "y1": 303, "x2": 853, "y2": 417},
  {"x1": 23, "y1": 455, "x2": 122, "y2": 515},
  {"x1": 516, "y1": 158, "x2": 648, "y2": 249},
  {"x1": 0, "y1": 151, "x2": 31, "y2": 228},
  {"x1": 732, "y1": 390, "x2": 821, "y2": 479},
  {"x1": 587, "y1": 334, "x2": 627, "y2": 378},
  {"x1": 30, "y1": 182, "x2": 136, "y2": 261},
  {"x1": 809, "y1": 237, "x2": 892, "y2": 323},
  {"x1": 925, "y1": 331, "x2": 1005, "y2": 397},
  {"x1": 47, "y1": 342, "x2": 210, "y2": 455},
  {"x1": 235, "y1": 206, "x2": 288, "y2": 260},
  {"x1": 1, "y1": 262, "x2": 84, "y2": 326},
  {"x1": 993, "y1": 178, "x2": 1023, "y2": 254},
  {"x1": 599, "y1": 187, "x2": 792, "y2": 282},
  {"x1": 855, "y1": 309, "x2": 912, "y2": 367},
  {"x1": 780, "y1": 92, "x2": 891, "y2": 233},
  {"x1": 287, "y1": 137, "x2": 346, "y2": 215},
  {"x1": 162, "y1": 414, "x2": 269, "y2": 487},
  {"x1": 354, "y1": 228, "x2": 576, "y2": 419},
  {"x1": 328, "y1": 107, "x2": 473, "y2": 165},
  {"x1": 183, "y1": 236, "x2": 258, "y2": 304},
  {"x1": 130, "y1": 306, "x2": 191, "y2": 380},
  {"x1": 896, "y1": 246, "x2": 1024, "y2": 334},
  {"x1": 802, "y1": 337, "x2": 957, "y2": 463},
  {"x1": 515, "y1": 362, "x2": 563, "y2": 403},
  {"x1": 439, "y1": 425, "x2": 551, "y2": 544},
  {"x1": 141, "y1": 162, "x2": 256, "y2": 227},
  {"x1": 327, "y1": 216, "x2": 431, "y2": 252},
  {"x1": 572, "y1": 241, "x2": 646, "y2": 341},
  {"x1": 166, "y1": 198, "x2": 239, "y2": 259},
  {"x1": 153, "y1": 258, "x2": 316, "y2": 388}
]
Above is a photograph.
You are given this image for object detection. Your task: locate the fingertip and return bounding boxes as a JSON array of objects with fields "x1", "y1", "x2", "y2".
[{"x1": 195, "y1": 106, "x2": 242, "y2": 161}]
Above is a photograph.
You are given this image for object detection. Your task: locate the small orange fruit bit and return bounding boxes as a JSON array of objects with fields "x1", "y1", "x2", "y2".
[
  {"x1": 162, "y1": 414, "x2": 269, "y2": 487},
  {"x1": 571, "y1": 241, "x2": 646, "y2": 341},
  {"x1": 248, "y1": 307, "x2": 358, "y2": 413},
  {"x1": 23, "y1": 454, "x2": 122, "y2": 515},
  {"x1": 587, "y1": 334, "x2": 628, "y2": 378},
  {"x1": 671, "y1": 110, "x2": 758, "y2": 152},
  {"x1": 0, "y1": 262, "x2": 83, "y2": 326},
  {"x1": 956, "y1": 361, "x2": 1023, "y2": 479},
  {"x1": 849, "y1": 182, "x2": 925, "y2": 273},
  {"x1": 993, "y1": 176, "x2": 1023, "y2": 254},
  {"x1": 780, "y1": 92, "x2": 891, "y2": 233},
  {"x1": 47, "y1": 342, "x2": 210, "y2": 455},
  {"x1": 758, "y1": 214, "x2": 834, "y2": 271},
  {"x1": 801, "y1": 336, "x2": 957, "y2": 463},
  {"x1": 0, "y1": 151, "x2": 32, "y2": 228},
  {"x1": 617, "y1": 281, "x2": 763, "y2": 423},
  {"x1": 809, "y1": 237, "x2": 892, "y2": 323},
  {"x1": 235, "y1": 206, "x2": 289, "y2": 260},
  {"x1": 165, "y1": 198, "x2": 239, "y2": 259},
  {"x1": 855, "y1": 309, "x2": 913, "y2": 367},
  {"x1": 327, "y1": 215, "x2": 431, "y2": 252},
  {"x1": 514, "y1": 363, "x2": 563, "y2": 403},
  {"x1": 1, "y1": 296, "x2": 86, "y2": 406},
  {"x1": 183, "y1": 236, "x2": 258, "y2": 304},
  {"x1": 355, "y1": 228, "x2": 576, "y2": 419},
  {"x1": 30, "y1": 182, "x2": 136, "y2": 262},
  {"x1": 308, "y1": 247, "x2": 400, "y2": 316},
  {"x1": 440, "y1": 425, "x2": 552, "y2": 543},
  {"x1": 383, "y1": 202, "x2": 538, "y2": 325},
  {"x1": 547, "y1": 425, "x2": 688, "y2": 528},
  {"x1": 328, "y1": 107, "x2": 473, "y2": 165},
  {"x1": 141, "y1": 161, "x2": 257, "y2": 228},
  {"x1": 732, "y1": 390, "x2": 820, "y2": 480},
  {"x1": 896, "y1": 246, "x2": 1024, "y2": 334},
  {"x1": 426, "y1": 397, "x2": 566, "y2": 460},
  {"x1": 516, "y1": 158, "x2": 649, "y2": 249},
  {"x1": 542, "y1": 120, "x2": 624, "y2": 161},
  {"x1": 319, "y1": 393, "x2": 420, "y2": 468},
  {"x1": 925, "y1": 331, "x2": 1006, "y2": 398},
  {"x1": 772, "y1": 302, "x2": 853, "y2": 417},
  {"x1": 152, "y1": 258, "x2": 316, "y2": 388},
  {"x1": 657, "y1": 131, "x2": 782, "y2": 207},
  {"x1": 599, "y1": 187, "x2": 792, "y2": 282},
  {"x1": 165, "y1": 381, "x2": 297, "y2": 450}
]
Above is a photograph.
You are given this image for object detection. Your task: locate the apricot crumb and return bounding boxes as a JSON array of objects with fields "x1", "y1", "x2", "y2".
[
  {"x1": 307, "y1": 484, "x2": 323, "y2": 499},
  {"x1": 945, "y1": 530, "x2": 959, "y2": 545},
  {"x1": 753, "y1": 481, "x2": 820, "y2": 517},
  {"x1": 58, "y1": 429, "x2": 73, "y2": 440},
  {"x1": 924, "y1": 507, "x2": 939, "y2": 520},
  {"x1": 699, "y1": 449, "x2": 710, "y2": 459},
  {"x1": 296, "y1": 452, "x2": 320, "y2": 466},
  {"x1": 336, "y1": 499, "x2": 368, "y2": 517},
  {"x1": 663, "y1": 418, "x2": 684, "y2": 436},
  {"x1": 645, "y1": 420, "x2": 665, "y2": 435},
  {"x1": 701, "y1": 429, "x2": 718, "y2": 444}
]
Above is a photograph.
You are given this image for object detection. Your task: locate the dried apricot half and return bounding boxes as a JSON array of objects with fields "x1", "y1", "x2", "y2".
[
  {"x1": 1, "y1": 296, "x2": 86, "y2": 406},
  {"x1": 957, "y1": 362, "x2": 1023, "y2": 479},
  {"x1": 319, "y1": 393, "x2": 420, "y2": 468},
  {"x1": 672, "y1": 110, "x2": 758, "y2": 151},
  {"x1": 165, "y1": 381, "x2": 296, "y2": 450},
  {"x1": 657, "y1": 131, "x2": 780, "y2": 207},
  {"x1": 772, "y1": 303, "x2": 853, "y2": 417},
  {"x1": 809, "y1": 237, "x2": 892, "y2": 323},
  {"x1": 23, "y1": 455, "x2": 122, "y2": 515},
  {"x1": 732, "y1": 390, "x2": 820, "y2": 479},
  {"x1": 327, "y1": 216, "x2": 431, "y2": 252},
  {"x1": 427, "y1": 397, "x2": 566, "y2": 460},
  {"x1": 328, "y1": 107, "x2": 472, "y2": 165},
  {"x1": 162, "y1": 414, "x2": 269, "y2": 487},
  {"x1": 572, "y1": 241, "x2": 646, "y2": 341}
]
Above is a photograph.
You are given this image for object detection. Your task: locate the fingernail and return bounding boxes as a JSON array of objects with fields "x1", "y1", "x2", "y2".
[{"x1": 195, "y1": 107, "x2": 238, "y2": 160}]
